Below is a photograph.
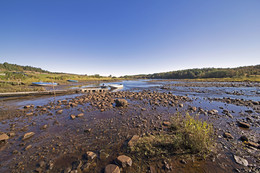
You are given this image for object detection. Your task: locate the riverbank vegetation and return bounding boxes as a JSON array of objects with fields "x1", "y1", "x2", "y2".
[
  {"x1": 0, "y1": 62, "x2": 120, "y2": 93},
  {"x1": 130, "y1": 113, "x2": 214, "y2": 160},
  {"x1": 123, "y1": 65, "x2": 260, "y2": 82}
]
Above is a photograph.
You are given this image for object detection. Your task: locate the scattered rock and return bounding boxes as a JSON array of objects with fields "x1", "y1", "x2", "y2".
[
  {"x1": 162, "y1": 121, "x2": 171, "y2": 127},
  {"x1": 77, "y1": 113, "x2": 84, "y2": 117},
  {"x1": 115, "y1": 99, "x2": 128, "y2": 107},
  {"x1": 0, "y1": 133, "x2": 9, "y2": 142},
  {"x1": 223, "y1": 132, "x2": 234, "y2": 139},
  {"x1": 237, "y1": 121, "x2": 250, "y2": 128},
  {"x1": 240, "y1": 136, "x2": 248, "y2": 142},
  {"x1": 56, "y1": 110, "x2": 63, "y2": 114},
  {"x1": 22, "y1": 132, "x2": 35, "y2": 140},
  {"x1": 70, "y1": 114, "x2": 76, "y2": 120},
  {"x1": 116, "y1": 155, "x2": 132, "y2": 168},
  {"x1": 86, "y1": 151, "x2": 97, "y2": 160},
  {"x1": 245, "y1": 141, "x2": 259, "y2": 149},
  {"x1": 25, "y1": 145, "x2": 32, "y2": 151},
  {"x1": 41, "y1": 125, "x2": 48, "y2": 129},
  {"x1": 105, "y1": 164, "x2": 120, "y2": 173},
  {"x1": 128, "y1": 135, "x2": 139, "y2": 147},
  {"x1": 234, "y1": 155, "x2": 248, "y2": 166}
]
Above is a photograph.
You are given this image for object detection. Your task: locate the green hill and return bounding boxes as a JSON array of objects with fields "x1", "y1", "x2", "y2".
[
  {"x1": 0, "y1": 62, "x2": 49, "y2": 73},
  {"x1": 124, "y1": 65, "x2": 260, "y2": 80}
]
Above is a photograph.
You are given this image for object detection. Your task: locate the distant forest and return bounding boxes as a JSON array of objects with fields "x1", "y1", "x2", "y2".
[
  {"x1": 124, "y1": 65, "x2": 260, "y2": 79},
  {"x1": 0, "y1": 62, "x2": 49, "y2": 73}
]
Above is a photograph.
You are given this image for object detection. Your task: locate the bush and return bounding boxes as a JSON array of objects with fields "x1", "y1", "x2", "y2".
[{"x1": 131, "y1": 113, "x2": 213, "y2": 159}]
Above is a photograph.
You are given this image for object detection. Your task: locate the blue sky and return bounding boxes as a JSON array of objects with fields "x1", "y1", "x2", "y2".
[{"x1": 0, "y1": 0, "x2": 259, "y2": 76}]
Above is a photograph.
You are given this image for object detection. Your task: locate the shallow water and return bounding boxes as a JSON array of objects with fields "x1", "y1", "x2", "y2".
[{"x1": 0, "y1": 80, "x2": 259, "y2": 173}]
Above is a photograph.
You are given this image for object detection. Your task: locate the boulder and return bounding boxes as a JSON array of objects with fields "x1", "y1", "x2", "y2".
[
  {"x1": 116, "y1": 155, "x2": 132, "y2": 168},
  {"x1": 105, "y1": 164, "x2": 120, "y2": 173},
  {"x1": 234, "y1": 155, "x2": 248, "y2": 166},
  {"x1": 0, "y1": 133, "x2": 9, "y2": 142},
  {"x1": 115, "y1": 99, "x2": 128, "y2": 107},
  {"x1": 237, "y1": 121, "x2": 250, "y2": 128},
  {"x1": 22, "y1": 132, "x2": 35, "y2": 140}
]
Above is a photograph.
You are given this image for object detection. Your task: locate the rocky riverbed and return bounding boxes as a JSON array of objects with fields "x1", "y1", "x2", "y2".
[{"x1": 0, "y1": 81, "x2": 259, "y2": 173}]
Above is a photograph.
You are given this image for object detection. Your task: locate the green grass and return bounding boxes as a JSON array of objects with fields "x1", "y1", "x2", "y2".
[
  {"x1": 130, "y1": 113, "x2": 214, "y2": 159},
  {"x1": 0, "y1": 83, "x2": 46, "y2": 93}
]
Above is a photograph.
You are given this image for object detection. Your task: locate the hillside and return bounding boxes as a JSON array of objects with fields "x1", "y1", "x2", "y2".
[
  {"x1": 124, "y1": 65, "x2": 260, "y2": 80},
  {"x1": 0, "y1": 62, "x2": 49, "y2": 73}
]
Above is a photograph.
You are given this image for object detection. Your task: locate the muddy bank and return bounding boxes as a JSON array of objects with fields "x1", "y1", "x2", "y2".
[{"x1": 0, "y1": 90, "x2": 259, "y2": 173}]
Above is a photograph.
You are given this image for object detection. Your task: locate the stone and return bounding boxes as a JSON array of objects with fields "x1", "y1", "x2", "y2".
[
  {"x1": 25, "y1": 145, "x2": 32, "y2": 151},
  {"x1": 86, "y1": 151, "x2": 97, "y2": 160},
  {"x1": 115, "y1": 99, "x2": 128, "y2": 107},
  {"x1": 240, "y1": 136, "x2": 248, "y2": 142},
  {"x1": 223, "y1": 132, "x2": 234, "y2": 139},
  {"x1": 246, "y1": 141, "x2": 259, "y2": 149},
  {"x1": 128, "y1": 135, "x2": 139, "y2": 147},
  {"x1": 105, "y1": 164, "x2": 120, "y2": 173},
  {"x1": 116, "y1": 155, "x2": 132, "y2": 168},
  {"x1": 26, "y1": 113, "x2": 34, "y2": 116},
  {"x1": 162, "y1": 121, "x2": 171, "y2": 127},
  {"x1": 70, "y1": 114, "x2": 76, "y2": 120},
  {"x1": 238, "y1": 121, "x2": 250, "y2": 128},
  {"x1": 190, "y1": 107, "x2": 197, "y2": 112},
  {"x1": 179, "y1": 104, "x2": 184, "y2": 108},
  {"x1": 77, "y1": 113, "x2": 84, "y2": 117},
  {"x1": 234, "y1": 155, "x2": 248, "y2": 166},
  {"x1": 41, "y1": 125, "x2": 48, "y2": 129},
  {"x1": 56, "y1": 110, "x2": 63, "y2": 114},
  {"x1": 0, "y1": 133, "x2": 9, "y2": 142},
  {"x1": 22, "y1": 132, "x2": 35, "y2": 140}
]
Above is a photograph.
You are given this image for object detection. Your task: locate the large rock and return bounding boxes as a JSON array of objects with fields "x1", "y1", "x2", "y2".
[
  {"x1": 0, "y1": 133, "x2": 9, "y2": 142},
  {"x1": 115, "y1": 99, "x2": 128, "y2": 107},
  {"x1": 234, "y1": 155, "x2": 248, "y2": 166},
  {"x1": 22, "y1": 132, "x2": 35, "y2": 140},
  {"x1": 105, "y1": 164, "x2": 120, "y2": 173},
  {"x1": 116, "y1": 155, "x2": 132, "y2": 168}
]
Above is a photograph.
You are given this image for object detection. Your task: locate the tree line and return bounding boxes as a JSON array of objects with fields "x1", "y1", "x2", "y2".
[{"x1": 123, "y1": 65, "x2": 260, "y2": 79}]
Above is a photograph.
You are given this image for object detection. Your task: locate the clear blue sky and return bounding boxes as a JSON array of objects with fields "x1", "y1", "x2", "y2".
[{"x1": 0, "y1": 0, "x2": 259, "y2": 76}]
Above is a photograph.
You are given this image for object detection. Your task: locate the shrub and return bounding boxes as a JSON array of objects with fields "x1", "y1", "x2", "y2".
[{"x1": 131, "y1": 113, "x2": 213, "y2": 159}]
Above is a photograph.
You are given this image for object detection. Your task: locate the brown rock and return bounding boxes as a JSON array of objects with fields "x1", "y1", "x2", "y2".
[
  {"x1": 86, "y1": 151, "x2": 97, "y2": 160},
  {"x1": 237, "y1": 121, "x2": 250, "y2": 128},
  {"x1": 0, "y1": 133, "x2": 9, "y2": 142},
  {"x1": 56, "y1": 110, "x2": 63, "y2": 114},
  {"x1": 77, "y1": 113, "x2": 84, "y2": 117},
  {"x1": 22, "y1": 132, "x2": 35, "y2": 140},
  {"x1": 25, "y1": 144, "x2": 32, "y2": 151},
  {"x1": 162, "y1": 121, "x2": 171, "y2": 127},
  {"x1": 116, "y1": 155, "x2": 132, "y2": 168},
  {"x1": 128, "y1": 135, "x2": 139, "y2": 147},
  {"x1": 246, "y1": 141, "x2": 259, "y2": 148},
  {"x1": 223, "y1": 132, "x2": 234, "y2": 139},
  {"x1": 105, "y1": 164, "x2": 120, "y2": 173},
  {"x1": 70, "y1": 114, "x2": 76, "y2": 120},
  {"x1": 26, "y1": 113, "x2": 34, "y2": 116},
  {"x1": 115, "y1": 99, "x2": 128, "y2": 107}
]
